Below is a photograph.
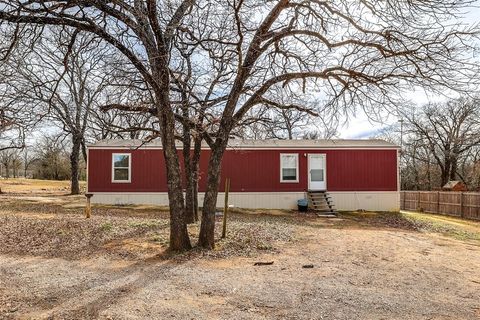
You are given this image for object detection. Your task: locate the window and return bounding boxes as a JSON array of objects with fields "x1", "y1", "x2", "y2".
[
  {"x1": 112, "y1": 153, "x2": 131, "y2": 182},
  {"x1": 280, "y1": 153, "x2": 299, "y2": 182}
]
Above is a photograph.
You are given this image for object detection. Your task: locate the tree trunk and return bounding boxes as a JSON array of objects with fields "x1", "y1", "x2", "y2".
[
  {"x1": 183, "y1": 136, "x2": 196, "y2": 224},
  {"x1": 198, "y1": 140, "x2": 227, "y2": 249},
  {"x1": 162, "y1": 131, "x2": 192, "y2": 251},
  {"x1": 81, "y1": 140, "x2": 88, "y2": 162},
  {"x1": 441, "y1": 157, "x2": 451, "y2": 187},
  {"x1": 450, "y1": 157, "x2": 458, "y2": 181},
  {"x1": 70, "y1": 136, "x2": 81, "y2": 195},
  {"x1": 185, "y1": 136, "x2": 202, "y2": 223},
  {"x1": 151, "y1": 51, "x2": 192, "y2": 250},
  {"x1": 154, "y1": 89, "x2": 192, "y2": 251},
  {"x1": 192, "y1": 137, "x2": 202, "y2": 222},
  {"x1": 193, "y1": 176, "x2": 199, "y2": 221}
]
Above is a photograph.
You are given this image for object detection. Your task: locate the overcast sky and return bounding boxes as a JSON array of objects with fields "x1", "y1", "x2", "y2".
[
  {"x1": 339, "y1": 4, "x2": 480, "y2": 139},
  {"x1": 19, "y1": 2, "x2": 480, "y2": 143}
]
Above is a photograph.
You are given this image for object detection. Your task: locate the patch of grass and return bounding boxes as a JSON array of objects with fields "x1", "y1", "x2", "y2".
[
  {"x1": 101, "y1": 222, "x2": 114, "y2": 232},
  {"x1": 403, "y1": 212, "x2": 480, "y2": 242},
  {"x1": 150, "y1": 234, "x2": 169, "y2": 246},
  {"x1": 0, "y1": 178, "x2": 86, "y2": 193},
  {"x1": 128, "y1": 220, "x2": 162, "y2": 229},
  {"x1": 335, "y1": 210, "x2": 480, "y2": 242},
  {"x1": 337, "y1": 211, "x2": 420, "y2": 231}
]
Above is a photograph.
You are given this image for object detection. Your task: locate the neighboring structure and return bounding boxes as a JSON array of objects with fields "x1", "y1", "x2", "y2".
[
  {"x1": 87, "y1": 139, "x2": 400, "y2": 211},
  {"x1": 442, "y1": 180, "x2": 468, "y2": 192}
]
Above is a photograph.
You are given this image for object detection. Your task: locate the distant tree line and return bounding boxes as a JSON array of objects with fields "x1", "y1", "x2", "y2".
[{"x1": 0, "y1": 135, "x2": 83, "y2": 181}]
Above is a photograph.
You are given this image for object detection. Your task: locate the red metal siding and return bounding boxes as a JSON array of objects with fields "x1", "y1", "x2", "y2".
[
  {"x1": 88, "y1": 148, "x2": 398, "y2": 192},
  {"x1": 88, "y1": 149, "x2": 167, "y2": 192}
]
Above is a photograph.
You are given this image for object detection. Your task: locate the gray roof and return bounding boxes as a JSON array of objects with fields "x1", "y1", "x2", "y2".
[{"x1": 88, "y1": 138, "x2": 399, "y2": 149}]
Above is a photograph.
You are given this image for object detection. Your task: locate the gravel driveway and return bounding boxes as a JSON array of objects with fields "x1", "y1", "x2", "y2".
[{"x1": 0, "y1": 194, "x2": 480, "y2": 319}]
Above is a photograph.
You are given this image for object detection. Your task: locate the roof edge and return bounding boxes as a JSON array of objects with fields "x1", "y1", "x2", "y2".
[{"x1": 87, "y1": 139, "x2": 400, "y2": 150}]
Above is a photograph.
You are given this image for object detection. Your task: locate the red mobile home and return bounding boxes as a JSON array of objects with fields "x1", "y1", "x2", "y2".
[{"x1": 87, "y1": 139, "x2": 400, "y2": 211}]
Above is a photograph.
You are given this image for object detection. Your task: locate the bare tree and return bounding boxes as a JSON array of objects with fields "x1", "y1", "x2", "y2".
[
  {"x1": 4, "y1": 30, "x2": 113, "y2": 194},
  {"x1": 33, "y1": 134, "x2": 71, "y2": 181},
  {"x1": 0, "y1": 109, "x2": 25, "y2": 152},
  {"x1": 1, "y1": 1, "x2": 478, "y2": 250},
  {"x1": 183, "y1": 1, "x2": 480, "y2": 248},
  {"x1": 89, "y1": 68, "x2": 158, "y2": 141},
  {"x1": 0, "y1": 25, "x2": 32, "y2": 152},
  {"x1": 401, "y1": 97, "x2": 480, "y2": 187},
  {"x1": 22, "y1": 146, "x2": 37, "y2": 178}
]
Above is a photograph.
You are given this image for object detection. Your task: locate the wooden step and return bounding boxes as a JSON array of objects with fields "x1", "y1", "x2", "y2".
[
  {"x1": 306, "y1": 190, "x2": 337, "y2": 216},
  {"x1": 316, "y1": 213, "x2": 337, "y2": 217},
  {"x1": 314, "y1": 206, "x2": 335, "y2": 210},
  {"x1": 310, "y1": 202, "x2": 335, "y2": 207},
  {"x1": 308, "y1": 194, "x2": 332, "y2": 198},
  {"x1": 310, "y1": 199, "x2": 334, "y2": 204},
  {"x1": 309, "y1": 199, "x2": 334, "y2": 205}
]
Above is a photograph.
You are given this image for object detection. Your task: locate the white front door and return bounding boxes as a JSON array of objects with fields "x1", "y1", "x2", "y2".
[{"x1": 308, "y1": 154, "x2": 326, "y2": 190}]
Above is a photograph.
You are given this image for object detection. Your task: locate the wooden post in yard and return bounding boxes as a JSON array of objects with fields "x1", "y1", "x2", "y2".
[
  {"x1": 222, "y1": 178, "x2": 230, "y2": 239},
  {"x1": 85, "y1": 193, "x2": 93, "y2": 219}
]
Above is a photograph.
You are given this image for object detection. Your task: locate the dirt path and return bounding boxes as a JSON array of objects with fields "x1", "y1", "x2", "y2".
[{"x1": 1, "y1": 227, "x2": 479, "y2": 319}]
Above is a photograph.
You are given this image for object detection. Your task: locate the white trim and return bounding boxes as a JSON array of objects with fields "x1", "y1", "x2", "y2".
[
  {"x1": 89, "y1": 191, "x2": 399, "y2": 195},
  {"x1": 397, "y1": 149, "x2": 401, "y2": 192},
  {"x1": 88, "y1": 145, "x2": 399, "y2": 151},
  {"x1": 89, "y1": 191, "x2": 400, "y2": 211},
  {"x1": 111, "y1": 153, "x2": 132, "y2": 183},
  {"x1": 87, "y1": 139, "x2": 399, "y2": 150},
  {"x1": 307, "y1": 153, "x2": 327, "y2": 190},
  {"x1": 280, "y1": 153, "x2": 299, "y2": 183},
  {"x1": 86, "y1": 148, "x2": 90, "y2": 193}
]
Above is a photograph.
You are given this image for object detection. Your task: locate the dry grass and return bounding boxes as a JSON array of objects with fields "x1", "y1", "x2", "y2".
[
  {"x1": 0, "y1": 195, "x2": 297, "y2": 260},
  {"x1": 402, "y1": 210, "x2": 480, "y2": 242},
  {"x1": 0, "y1": 178, "x2": 85, "y2": 194}
]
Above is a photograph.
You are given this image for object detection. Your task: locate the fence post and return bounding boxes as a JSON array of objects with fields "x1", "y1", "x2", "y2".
[
  {"x1": 475, "y1": 195, "x2": 480, "y2": 219},
  {"x1": 437, "y1": 191, "x2": 440, "y2": 214},
  {"x1": 417, "y1": 191, "x2": 420, "y2": 211},
  {"x1": 460, "y1": 192, "x2": 464, "y2": 218}
]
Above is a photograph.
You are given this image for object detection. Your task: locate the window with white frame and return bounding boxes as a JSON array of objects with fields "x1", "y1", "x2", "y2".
[
  {"x1": 112, "y1": 153, "x2": 131, "y2": 182},
  {"x1": 280, "y1": 153, "x2": 299, "y2": 182}
]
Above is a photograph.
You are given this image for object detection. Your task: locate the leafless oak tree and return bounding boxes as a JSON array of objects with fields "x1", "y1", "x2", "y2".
[
  {"x1": 2, "y1": 29, "x2": 113, "y2": 194},
  {"x1": 401, "y1": 97, "x2": 480, "y2": 188}
]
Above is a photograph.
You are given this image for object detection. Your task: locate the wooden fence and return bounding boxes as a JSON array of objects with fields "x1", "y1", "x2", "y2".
[{"x1": 400, "y1": 191, "x2": 480, "y2": 220}]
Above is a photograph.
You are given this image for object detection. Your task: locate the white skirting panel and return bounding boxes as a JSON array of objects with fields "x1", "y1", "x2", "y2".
[
  {"x1": 329, "y1": 192, "x2": 400, "y2": 211},
  {"x1": 91, "y1": 191, "x2": 400, "y2": 211}
]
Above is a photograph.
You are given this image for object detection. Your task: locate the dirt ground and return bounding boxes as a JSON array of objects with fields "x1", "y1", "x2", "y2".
[{"x1": 1, "y1": 179, "x2": 480, "y2": 319}]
